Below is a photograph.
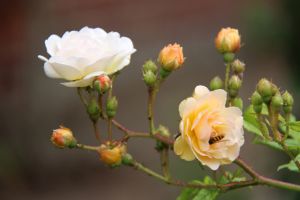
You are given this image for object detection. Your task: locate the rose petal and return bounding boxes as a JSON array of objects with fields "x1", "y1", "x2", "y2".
[
  {"x1": 174, "y1": 136, "x2": 195, "y2": 161},
  {"x1": 45, "y1": 34, "x2": 60, "y2": 56}
]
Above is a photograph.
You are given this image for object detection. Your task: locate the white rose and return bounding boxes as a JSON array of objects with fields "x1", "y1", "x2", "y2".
[
  {"x1": 38, "y1": 27, "x2": 136, "y2": 87},
  {"x1": 174, "y1": 85, "x2": 244, "y2": 170}
]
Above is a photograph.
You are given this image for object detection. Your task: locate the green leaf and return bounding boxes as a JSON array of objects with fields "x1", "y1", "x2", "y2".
[
  {"x1": 289, "y1": 121, "x2": 300, "y2": 132},
  {"x1": 243, "y1": 106, "x2": 263, "y2": 137},
  {"x1": 253, "y1": 138, "x2": 283, "y2": 151},
  {"x1": 176, "y1": 177, "x2": 219, "y2": 200},
  {"x1": 278, "y1": 155, "x2": 300, "y2": 173}
]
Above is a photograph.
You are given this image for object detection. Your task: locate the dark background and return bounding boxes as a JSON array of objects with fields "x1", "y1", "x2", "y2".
[{"x1": 1, "y1": 0, "x2": 300, "y2": 199}]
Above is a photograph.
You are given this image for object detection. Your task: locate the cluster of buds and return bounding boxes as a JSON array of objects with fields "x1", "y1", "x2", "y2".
[
  {"x1": 142, "y1": 43, "x2": 185, "y2": 87},
  {"x1": 215, "y1": 27, "x2": 241, "y2": 63},
  {"x1": 98, "y1": 141, "x2": 127, "y2": 167},
  {"x1": 142, "y1": 60, "x2": 158, "y2": 87},
  {"x1": 51, "y1": 126, "x2": 77, "y2": 148},
  {"x1": 253, "y1": 78, "x2": 294, "y2": 115}
]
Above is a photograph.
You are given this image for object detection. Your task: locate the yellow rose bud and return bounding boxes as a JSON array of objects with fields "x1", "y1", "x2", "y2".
[
  {"x1": 174, "y1": 85, "x2": 244, "y2": 170},
  {"x1": 51, "y1": 126, "x2": 77, "y2": 148},
  {"x1": 215, "y1": 27, "x2": 241, "y2": 54},
  {"x1": 158, "y1": 43, "x2": 184, "y2": 71},
  {"x1": 98, "y1": 142, "x2": 126, "y2": 166}
]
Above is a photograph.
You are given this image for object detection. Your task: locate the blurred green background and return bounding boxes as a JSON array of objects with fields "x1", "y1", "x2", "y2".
[{"x1": 0, "y1": 0, "x2": 300, "y2": 199}]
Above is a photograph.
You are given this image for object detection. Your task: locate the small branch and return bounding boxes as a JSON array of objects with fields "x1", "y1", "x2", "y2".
[
  {"x1": 161, "y1": 148, "x2": 171, "y2": 180},
  {"x1": 148, "y1": 87, "x2": 156, "y2": 135},
  {"x1": 92, "y1": 122, "x2": 101, "y2": 143},
  {"x1": 235, "y1": 157, "x2": 300, "y2": 191},
  {"x1": 76, "y1": 143, "x2": 99, "y2": 151},
  {"x1": 77, "y1": 87, "x2": 88, "y2": 106}
]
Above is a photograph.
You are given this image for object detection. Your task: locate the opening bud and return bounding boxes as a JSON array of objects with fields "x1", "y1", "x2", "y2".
[
  {"x1": 158, "y1": 43, "x2": 184, "y2": 71},
  {"x1": 271, "y1": 93, "x2": 283, "y2": 112},
  {"x1": 282, "y1": 91, "x2": 294, "y2": 113},
  {"x1": 256, "y1": 78, "x2": 274, "y2": 103},
  {"x1": 93, "y1": 74, "x2": 111, "y2": 94},
  {"x1": 232, "y1": 59, "x2": 245, "y2": 74},
  {"x1": 209, "y1": 76, "x2": 224, "y2": 90},
  {"x1": 232, "y1": 97, "x2": 243, "y2": 110},
  {"x1": 98, "y1": 142, "x2": 126, "y2": 167},
  {"x1": 215, "y1": 27, "x2": 241, "y2": 54},
  {"x1": 143, "y1": 60, "x2": 158, "y2": 73},
  {"x1": 87, "y1": 99, "x2": 100, "y2": 122},
  {"x1": 51, "y1": 126, "x2": 77, "y2": 148},
  {"x1": 143, "y1": 70, "x2": 157, "y2": 87},
  {"x1": 251, "y1": 91, "x2": 263, "y2": 106},
  {"x1": 106, "y1": 96, "x2": 118, "y2": 118}
]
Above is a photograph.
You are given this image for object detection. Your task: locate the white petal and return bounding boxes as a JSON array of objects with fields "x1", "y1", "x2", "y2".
[
  {"x1": 45, "y1": 34, "x2": 61, "y2": 56},
  {"x1": 61, "y1": 78, "x2": 92, "y2": 87},
  {"x1": 50, "y1": 62, "x2": 82, "y2": 80},
  {"x1": 193, "y1": 85, "x2": 209, "y2": 99},
  {"x1": 43, "y1": 62, "x2": 61, "y2": 78}
]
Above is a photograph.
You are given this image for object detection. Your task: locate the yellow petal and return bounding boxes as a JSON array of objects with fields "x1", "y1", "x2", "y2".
[{"x1": 174, "y1": 136, "x2": 195, "y2": 161}]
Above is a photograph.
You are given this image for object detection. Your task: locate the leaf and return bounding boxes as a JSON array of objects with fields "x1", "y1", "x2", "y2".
[
  {"x1": 176, "y1": 177, "x2": 219, "y2": 200},
  {"x1": 219, "y1": 170, "x2": 246, "y2": 184},
  {"x1": 289, "y1": 121, "x2": 300, "y2": 132},
  {"x1": 253, "y1": 138, "x2": 283, "y2": 150},
  {"x1": 243, "y1": 106, "x2": 263, "y2": 137},
  {"x1": 278, "y1": 154, "x2": 300, "y2": 173}
]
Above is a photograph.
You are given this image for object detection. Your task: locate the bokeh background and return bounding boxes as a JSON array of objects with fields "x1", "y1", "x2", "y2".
[{"x1": 1, "y1": 0, "x2": 300, "y2": 199}]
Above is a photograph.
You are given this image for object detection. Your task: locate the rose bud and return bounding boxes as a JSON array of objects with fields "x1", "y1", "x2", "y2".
[
  {"x1": 94, "y1": 74, "x2": 111, "y2": 94},
  {"x1": 232, "y1": 97, "x2": 243, "y2": 110},
  {"x1": 215, "y1": 27, "x2": 241, "y2": 54},
  {"x1": 251, "y1": 91, "x2": 263, "y2": 106},
  {"x1": 51, "y1": 126, "x2": 77, "y2": 148},
  {"x1": 232, "y1": 59, "x2": 245, "y2": 74},
  {"x1": 158, "y1": 43, "x2": 184, "y2": 72},
  {"x1": 282, "y1": 91, "x2": 294, "y2": 113},
  {"x1": 271, "y1": 93, "x2": 283, "y2": 112},
  {"x1": 209, "y1": 76, "x2": 224, "y2": 90},
  {"x1": 256, "y1": 78, "x2": 274, "y2": 103},
  {"x1": 228, "y1": 75, "x2": 242, "y2": 97},
  {"x1": 143, "y1": 70, "x2": 157, "y2": 87},
  {"x1": 143, "y1": 60, "x2": 158, "y2": 73},
  {"x1": 87, "y1": 99, "x2": 100, "y2": 122},
  {"x1": 98, "y1": 142, "x2": 126, "y2": 167},
  {"x1": 106, "y1": 96, "x2": 118, "y2": 118}
]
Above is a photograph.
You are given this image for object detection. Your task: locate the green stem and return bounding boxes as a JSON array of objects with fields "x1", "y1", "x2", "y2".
[
  {"x1": 224, "y1": 63, "x2": 231, "y2": 92},
  {"x1": 148, "y1": 87, "x2": 157, "y2": 135},
  {"x1": 76, "y1": 143, "x2": 99, "y2": 151},
  {"x1": 161, "y1": 148, "x2": 171, "y2": 180},
  {"x1": 77, "y1": 87, "x2": 88, "y2": 106},
  {"x1": 257, "y1": 113, "x2": 272, "y2": 140}
]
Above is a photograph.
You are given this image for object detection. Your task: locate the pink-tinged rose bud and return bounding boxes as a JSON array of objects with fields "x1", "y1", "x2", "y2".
[
  {"x1": 94, "y1": 74, "x2": 111, "y2": 94},
  {"x1": 215, "y1": 28, "x2": 241, "y2": 54},
  {"x1": 51, "y1": 126, "x2": 77, "y2": 148},
  {"x1": 98, "y1": 142, "x2": 126, "y2": 166},
  {"x1": 158, "y1": 43, "x2": 184, "y2": 71}
]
